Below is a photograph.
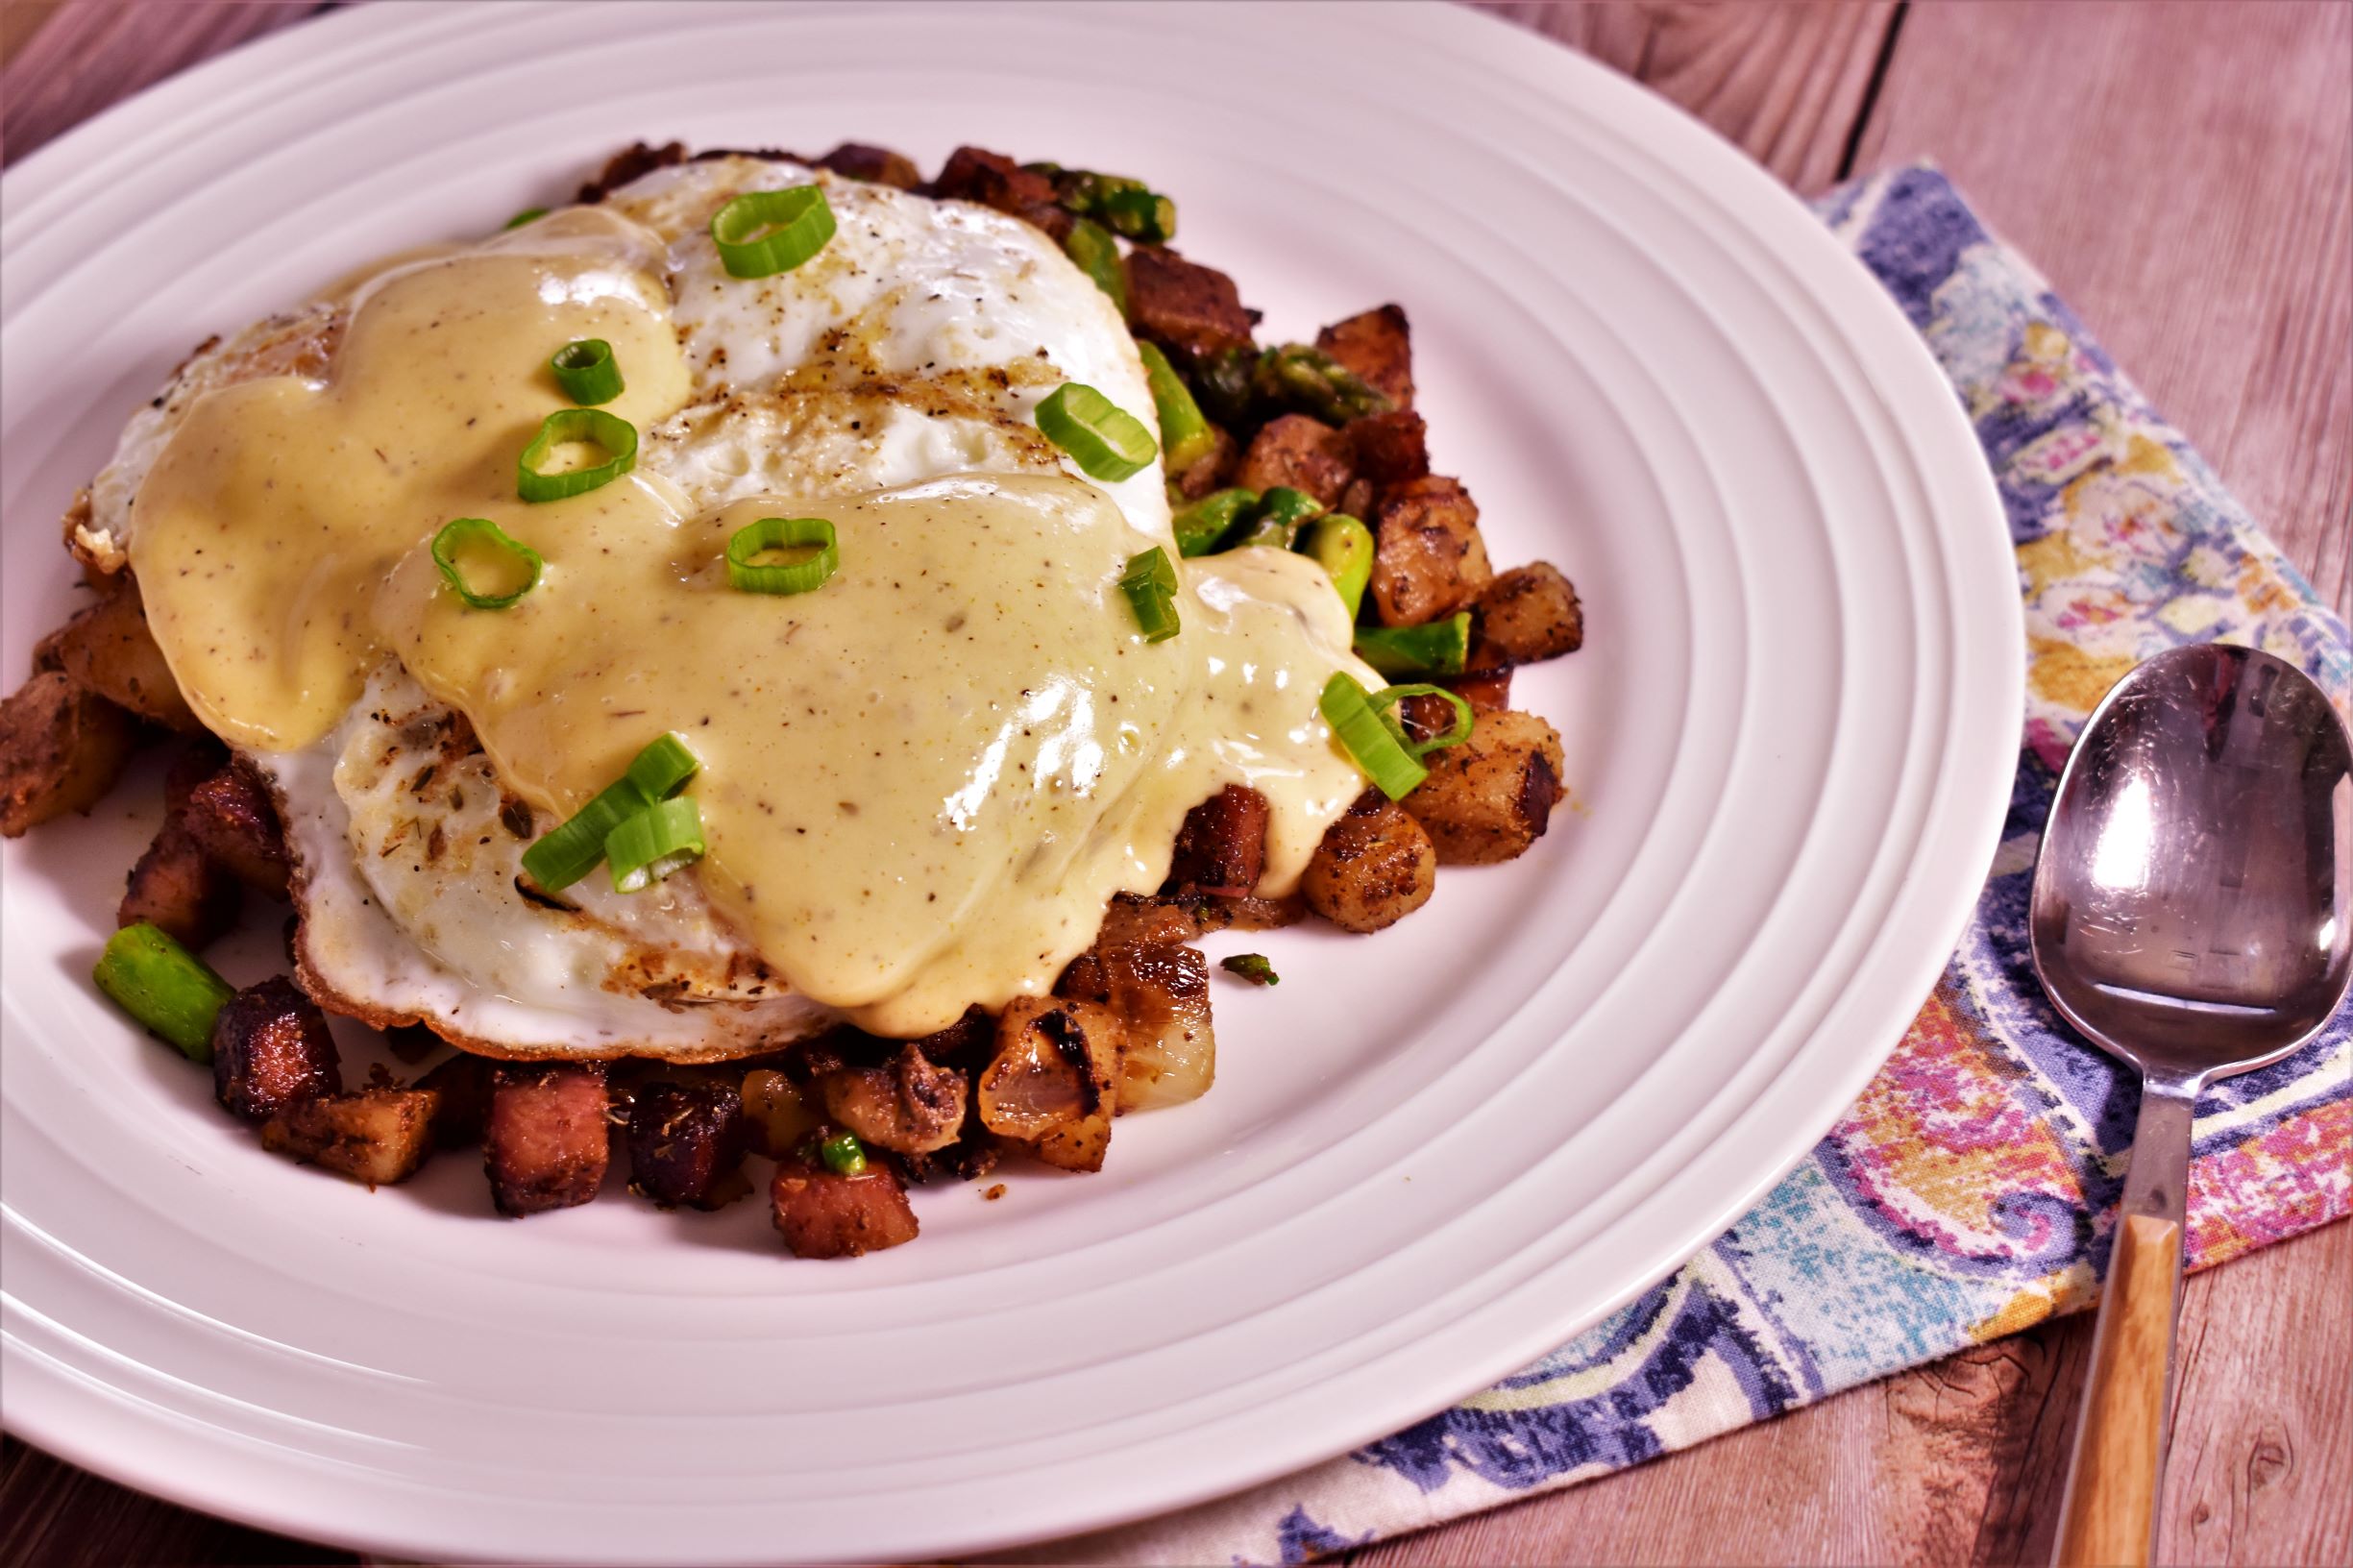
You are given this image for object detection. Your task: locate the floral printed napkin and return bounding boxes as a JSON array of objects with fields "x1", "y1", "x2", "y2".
[{"x1": 1049, "y1": 164, "x2": 2353, "y2": 1566}]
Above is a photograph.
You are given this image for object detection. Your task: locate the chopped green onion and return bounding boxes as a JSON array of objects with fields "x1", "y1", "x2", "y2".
[
  {"x1": 92, "y1": 922, "x2": 234, "y2": 1063},
  {"x1": 1119, "y1": 547, "x2": 1182, "y2": 643},
  {"x1": 819, "y1": 1129, "x2": 869, "y2": 1176},
  {"x1": 517, "y1": 408, "x2": 637, "y2": 502},
  {"x1": 624, "y1": 732, "x2": 701, "y2": 801},
  {"x1": 709, "y1": 184, "x2": 835, "y2": 279},
  {"x1": 1173, "y1": 487, "x2": 1258, "y2": 557},
  {"x1": 1137, "y1": 341, "x2": 1216, "y2": 474},
  {"x1": 1036, "y1": 382, "x2": 1158, "y2": 481},
  {"x1": 1354, "y1": 611, "x2": 1471, "y2": 676},
  {"x1": 549, "y1": 338, "x2": 624, "y2": 405},
  {"x1": 520, "y1": 733, "x2": 701, "y2": 892},
  {"x1": 1221, "y1": 953, "x2": 1280, "y2": 987},
  {"x1": 429, "y1": 517, "x2": 543, "y2": 610},
  {"x1": 725, "y1": 515, "x2": 839, "y2": 596},
  {"x1": 1300, "y1": 514, "x2": 1374, "y2": 620},
  {"x1": 604, "y1": 794, "x2": 705, "y2": 894},
  {"x1": 503, "y1": 207, "x2": 549, "y2": 231},
  {"x1": 1097, "y1": 185, "x2": 1176, "y2": 244},
  {"x1": 1320, "y1": 673, "x2": 1428, "y2": 800},
  {"x1": 1230, "y1": 485, "x2": 1325, "y2": 551},
  {"x1": 1369, "y1": 682, "x2": 1476, "y2": 757},
  {"x1": 1062, "y1": 218, "x2": 1128, "y2": 316}
]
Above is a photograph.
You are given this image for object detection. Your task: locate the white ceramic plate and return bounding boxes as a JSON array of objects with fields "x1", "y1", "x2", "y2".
[{"x1": 0, "y1": 3, "x2": 2022, "y2": 1559}]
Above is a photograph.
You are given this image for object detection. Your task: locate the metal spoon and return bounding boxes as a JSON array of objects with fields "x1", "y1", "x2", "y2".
[{"x1": 2030, "y1": 642, "x2": 2351, "y2": 1568}]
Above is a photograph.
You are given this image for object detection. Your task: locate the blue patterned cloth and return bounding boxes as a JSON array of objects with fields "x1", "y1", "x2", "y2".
[{"x1": 1052, "y1": 165, "x2": 2353, "y2": 1566}]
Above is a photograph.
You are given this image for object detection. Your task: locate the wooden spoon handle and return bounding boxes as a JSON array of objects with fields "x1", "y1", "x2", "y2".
[{"x1": 2055, "y1": 1211, "x2": 2184, "y2": 1566}]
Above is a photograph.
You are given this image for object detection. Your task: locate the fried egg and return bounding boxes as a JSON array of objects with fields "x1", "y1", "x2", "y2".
[{"x1": 84, "y1": 157, "x2": 1375, "y2": 1058}]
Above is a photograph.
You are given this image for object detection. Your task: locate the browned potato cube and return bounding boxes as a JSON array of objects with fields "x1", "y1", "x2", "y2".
[
  {"x1": 484, "y1": 1063, "x2": 609, "y2": 1215},
  {"x1": 181, "y1": 761, "x2": 291, "y2": 898},
  {"x1": 261, "y1": 1088, "x2": 438, "y2": 1187},
  {"x1": 1236, "y1": 414, "x2": 1354, "y2": 509},
  {"x1": 1447, "y1": 669, "x2": 1513, "y2": 716},
  {"x1": 1315, "y1": 304, "x2": 1414, "y2": 408},
  {"x1": 119, "y1": 821, "x2": 242, "y2": 948},
  {"x1": 0, "y1": 671, "x2": 138, "y2": 837},
  {"x1": 921, "y1": 146, "x2": 1068, "y2": 240},
  {"x1": 1125, "y1": 245, "x2": 1258, "y2": 358},
  {"x1": 1346, "y1": 408, "x2": 1430, "y2": 489},
  {"x1": 1164, "y1": 784, "x2": 1270, "y2": 898},
  {"x1": 1303, "y1": 792, "x2": 1438, "y2": 933},
  {"x1": 416, "y1": 1049, "x2": 494, "y2": 1147},
  {"x1": 212, "y1": 976, "x2": 342, "y2": 1122},
  {"x1": 1403, "y1": 710, "x2": 1566, "y2": 866},
  {"x1": 1058, "y1": 943, "x2": 1214, "y2": 1112},
  {"x1": 627, "y1": 1079, "x2": 750, "y2": 1208},
  {"x1": 772, "y1": 1155, "x2": 919, "y2": 1259},
  {"x1": 1474, "y1": 563, "x2": 1584, "y2": 665},
  {"x1": 818, "y1": 1045, "x2": 968, "y2": 1156},
  {"x1": 977, "y1": 996, "x2": 1122, "y2": 1172},
  {"x1": 35, "y1": 579, "x2": 199, "y2": 732},
  {"x1": 1370, "y1": 477, "x2": 1493, "y2": 626},
  {"x1": 813, "y1": 141, "x2": 920, "y2": 190}
]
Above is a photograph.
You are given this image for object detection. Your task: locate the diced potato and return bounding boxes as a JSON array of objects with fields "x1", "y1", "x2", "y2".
[
  {"x1": 261, "y1": 1088, "x2": 438, "y2": 1187},
  {"x1": 1474, "y1": 563, "x2": 1584, "y2": 664},
  {"x1": 1164, "y1": 784, "x2": 1270, "y2": 897},
  {"x1": 180, "y1": 761, "x2": 291, "y2": 898},
  {"x1": 416, "y1": 1049, "x2": 493, "y2": 1147},
  {"x1": 0, "y1": 670, "x2": 138, "y2": 837},
  {"x1": 35, "y1": 579, "x2": 199, "y2": 731},
  {"x1": 1236, "y1": 414, "x2": 1353, "y2": 509},
  {"x1": 119, "y1": 820, "x2": 241, "y2": 948},
  {"x1": 1315, "y1": 304, "x2": 1414, "y2": 408},
  {"x1": 1303, "y1": 792, "x2": 1437, "y2": 933},
  {"x1": 1403, "y1": 710, "x2": 1566, "y2": 866},
  {"x1": 1370, "y1": 477, "x2": 1493, "y2": 626}
]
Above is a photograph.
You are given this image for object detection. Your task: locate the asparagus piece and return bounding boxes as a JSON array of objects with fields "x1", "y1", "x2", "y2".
[
  {"x1": 1253, "y1": 343, "x2": 1395, "y2": 425},
  {"x1": 1173, "y1": 487, "x2": 1259, "y2": 557},
  {"x1": 1228, "y1": 486, "x2": 1326, "y2": 551},
  {"x1": 1355, "y1": 612, "x2": 1472, "y2": 677},
  {"x1": 92, "y1": 921, "x2": 235, "y2": 1063},
  {"x1": 1138, "y1": 341, "x2": 1218, "y2": 474},
  {"x1": 1062, "y1": 218, "x2": 1128, "y2": 316},
  {"x1": 1301, "y1": 513, "x2": 1375, "y2": 620}
]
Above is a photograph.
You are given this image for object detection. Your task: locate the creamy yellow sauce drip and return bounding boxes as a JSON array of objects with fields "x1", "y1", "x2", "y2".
[{"x1": 130, "y1": 210, "x2": 1376, "y2": 1037}]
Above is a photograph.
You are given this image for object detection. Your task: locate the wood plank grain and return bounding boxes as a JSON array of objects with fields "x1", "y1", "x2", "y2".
[
  {"x1": 1476, "y1": 0, "x2": 1896, "y2": 193},
  {"x1": 0, "y1": 0, "x2": 326, "y2": 165},
  {"x1": 1851, "y1": 0, "x2": 2353, "y2": 623}
]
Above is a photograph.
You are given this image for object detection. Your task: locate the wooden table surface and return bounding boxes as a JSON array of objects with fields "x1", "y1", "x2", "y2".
[{"x1": 2, "y1": 3, "x2": 2346, "y2": 1564}]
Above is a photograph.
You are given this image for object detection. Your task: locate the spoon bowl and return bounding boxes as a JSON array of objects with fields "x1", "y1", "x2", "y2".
[{"x1": 2030, "y1": 642, "x2": 2351, "y2": 1568}]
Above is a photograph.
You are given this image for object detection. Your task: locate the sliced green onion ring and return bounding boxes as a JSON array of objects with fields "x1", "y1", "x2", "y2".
[
  {"x1": 520, "y1": 733, "x2": 702, "y2": 892},
  {"x1": 1172, "y1": 487, "x2": 1257, "y2": 557},
  {"x1": 92, "y1": 922, "x2": 235, "y2": 1063},
  {"x1": 725, "y1": 515, "x2": 840, "y2": 595},
  {"x1": 1369, "y1": 682, "x2": 1476, "y2": 757},
  {"x1": 1319, "y1": 673, "x2": 1428, "y2": 800},
  {"x1": 517, "y1": 408, "x2": 637, "y2": 502},
  {"x1": 604, "y1": 795, "x2": 706, "y2": 894},
  {"x1": 710, "y1": 184, "x2": 836, "y2": 279},
  {"x1": 1353, "y1": 611, "x2": 1471, "y2": 676},
  {"x1": 1119, "y1": 547, "x2": 1181, "y2": 643},
  {"x1": 429, "y1": 517, "x2": 543, "y2": 610},
  {"x1": 549, "y1": 338, "x2": 625, "y2": 405},
  {"x1": 1221, "y1": 953, "x2": 1280, "y2": 987},
  {"x1": 1036, "y1": 382, "x2": 1158, "y2": 481}
]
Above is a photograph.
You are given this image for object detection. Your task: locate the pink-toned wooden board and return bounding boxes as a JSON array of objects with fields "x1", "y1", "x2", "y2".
[{"x1": 3, "y1": 4, "x2": 2346, "y2": 1564}]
